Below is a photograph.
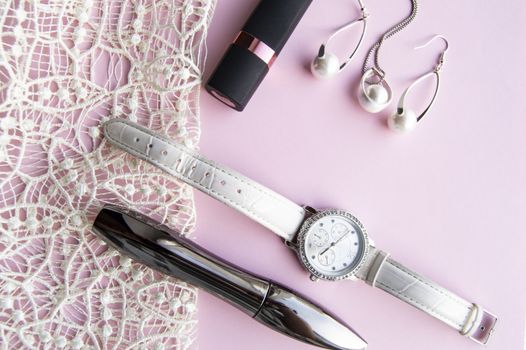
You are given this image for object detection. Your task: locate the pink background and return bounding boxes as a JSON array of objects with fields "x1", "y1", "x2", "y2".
[{"x1": 195, "y1": 1, "x2": 525, "y2": 349}]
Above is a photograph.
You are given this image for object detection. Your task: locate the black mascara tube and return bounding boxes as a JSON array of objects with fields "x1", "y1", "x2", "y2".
[
  {"x1": 206, "y1": 0, "x2": 313, "y2": 111},
  {"x1": 92, "y1": 207, "x2": 368, "y2": 350}
]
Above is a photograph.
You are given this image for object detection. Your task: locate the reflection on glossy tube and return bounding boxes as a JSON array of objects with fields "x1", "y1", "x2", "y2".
[{"x1": 91, "y1": 207, "x2": 367, "y2": 350}]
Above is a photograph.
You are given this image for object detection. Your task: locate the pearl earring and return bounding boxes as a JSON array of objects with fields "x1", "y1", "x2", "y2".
[
  {"x1": 358, "y1": 0, "x2": 418, "y2": 113},
  {"x1": 388, "y1": 35, "x2": 449, "y2": 133},
  {"x1": 310, "y1": 0, "x2": 369, "y2": 79},
  {"x1": 358, "y1": 67, "x2": 392, "y2": 112}
]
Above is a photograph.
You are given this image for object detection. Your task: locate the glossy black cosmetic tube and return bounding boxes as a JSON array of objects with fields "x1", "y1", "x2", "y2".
[
  {"x1": 206, "y1": 0, "x2": 313, "y2": 111},
  {"x1": 92, "y1": 207, "x2": 368, "y2": 350}
]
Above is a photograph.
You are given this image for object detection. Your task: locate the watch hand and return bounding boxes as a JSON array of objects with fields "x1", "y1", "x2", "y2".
[
  {"x1": 319, "y1": 245, "x2": 332, "y2": 256},
  {"x1": 319, "y1": 232, "x2": 349, "y2": 256}
]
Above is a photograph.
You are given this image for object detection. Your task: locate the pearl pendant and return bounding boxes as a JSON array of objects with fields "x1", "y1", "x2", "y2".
[
  {"x1": 358, "y1": 68, "x2": 392, "y2": 113},
  {"x1": 387, "y1": 70, "x2": 441, "y2": 134},
  {"x1": 388, "y1": 109, "x2": 417, "y2": 133},
  {"x1": 366, "y1": 84, "x2": 388, "y2": 103},
  {"x1": 311, "y1": 52, "x2": 340, "y2": 79}
]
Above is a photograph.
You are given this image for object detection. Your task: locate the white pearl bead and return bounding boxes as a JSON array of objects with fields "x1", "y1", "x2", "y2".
[
  {"x1": 157, "y1": 185, "x2": 167, "y2": 196},
  {"x1": 126, "y1": 308, "x2": 136, "y2": 318},
  {"x1": 132, "y1": 269, "x2": 143, "y2": 281},
  {"x1": 177, "y1": 127, "x2": 187, "y2": 137},
  {"x1": 130, "y1": 34, "x2": 141, "y2": 46},
  {"x1": 101, "y1": 291, "x2": 112, "y2": 305},
  {"x1": 11, "y1": 84, "x2": 24, "y2": 99},
  {"x1": 176, "y1": 99, "x2": 188, "y2": 111},
  {"x1": 16, "y1": 8, "x2": 27, "y2": 22},
  {"x1": 128, "y1": 97, "x2": 139, "y2": 109},
  {"x1": 42, "y1": 217, "x2": 53, "y2": 228},
  {"x1": 136, "y1": 4, "x2": 146, "y2": 14},
  {"x1": 179, "y1": 67, "x2": 191, "y2": 80},
  {"x1": 155, "y1": 293, "x2": 165, "y2": 303},
  {"x1": 358, "y1": 83, "x2": 390, "y2": 113},
  {"x1": 180, "y1": 291, "x2": 190, "y2": 303},
  {"x1": 1, "y1": 116, "x2": 16, "y2": 130},
  {"x1": 76, "y1": 87, "x2": 87, "y2": 99},
  {"x1": 39, "y1": 331, "x2": 51, "y2": 343},
  {"x1": 62, "y1": 158, "x2": 74, "y2": 170},
  {"x1": 24, "y1": 283, "x2": 34, "y2": 293},
  {"x1": 366, "y1": 84, "x2": 388, "y2": 104},
  {"x1": 185, "y1": 302, "x2": 196, "y2": 312},
  {"x1": 77, "y1": 11, "x2": 89, "y2": 24},
  {"x1": 102, "y1": 324, "x2": 112, "y2": 338},
  {"x1": 74, "y1": 27, "x2": 87, "y2": 40},
  {"x1": 112, "y1": 105, "x2": 123, "y2": 116},
  {"x1": 0, "y1": 134, "x2": 9, "y2": 146},
  {"x1": 132, "y1": 19, "x2": 143, "y2": 30},
  {"x1": 388, "y1": 109, "x2": 418, "y2": 133},
  {"x1": 13, "y1": 310, "x2": 24, "y2": 322},
  {"x1": 21, "y1": 119, "x2": 34, "y2": 131},
  {"x1": 55, "y1": 336, "x2": 67, "y2": 348},
  {"x1": 124, "y1": 184, "x2": 135, "y2": 195},
  {"x1": 26, "y1": 218, "x2": 38, "y2": 229},
  {"x1": 169, "y1": 298, "x2": 181, "y2": 310},
  {"x1": 56, "y1": 88, "x2": 69, "y2": 100},
  {"x1": 119, "y1": 256, "x2": 131, "y2": 268},
  {"x1": 7, "y1": 217, "x2": 21, "y2": 230},
  {"x1": 138, "y1": 42, "x2": 148, "y2": 53},
  {"x1": 71, "y1": 214, "x2": 83, "y2": 226},
  {"x1": 13, "y1": 25, "x2": 24, "y2": 37},
  {"x1": 310, "y1": 52, "x2": 340, "y2": 79},
  {"x1": 141, "y1": 186, "x2": 153, "y2": 196},
  {"x1": 0, "y1": 296, "x2": 13, "y2": 309},
  {"x1": 184, "y1": 4, "x2": 194, "y2": 16},
  {"x1": 40, "y1": 87, "x2": 52, "y2": 100},
  {"x1": 5, "y1": 281, "x2": 16, "y2": 292},
  {"x1": 102, "y1": 308, "x2": 112, "y2": 320},
  {"x1": 134, "y1": 70, "x2": 144, "y2": 81},
  {"x1": 71, "y1": 337, "x2": 83, "y2": 350},
  {"x1": 11, "y1": 44, "x2": 23, "y2": 58}
]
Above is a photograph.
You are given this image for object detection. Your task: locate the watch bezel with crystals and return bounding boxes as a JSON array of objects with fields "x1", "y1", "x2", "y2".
[{"x1": 296, "y1": 209, "x2": 370, "y2": 281}]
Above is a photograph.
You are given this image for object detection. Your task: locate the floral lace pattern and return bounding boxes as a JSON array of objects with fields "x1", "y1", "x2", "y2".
[{"x1": 0, "y1": 0, "x2": 215, "y2": 348}]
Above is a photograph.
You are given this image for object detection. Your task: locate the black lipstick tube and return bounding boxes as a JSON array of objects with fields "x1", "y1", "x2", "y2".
[{"x1": 206, "y1": 0, "x2": 313, "y2": 111}]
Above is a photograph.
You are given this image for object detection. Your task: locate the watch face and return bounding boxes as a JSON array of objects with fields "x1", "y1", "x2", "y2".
[{"x1": 298, "y1": 209, "x2": 369, "y2": 281}]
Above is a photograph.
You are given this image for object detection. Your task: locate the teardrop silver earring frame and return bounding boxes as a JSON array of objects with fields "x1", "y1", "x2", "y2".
[
  {"x1": 311, "y1": 0, "x2": 369, "y2": 79},
  {"x1": 389, "y1": 35, "x2": 448, "y2": 132},
  {"x1": 397, "y1": 71, "x2": 440, "y2": 123}
]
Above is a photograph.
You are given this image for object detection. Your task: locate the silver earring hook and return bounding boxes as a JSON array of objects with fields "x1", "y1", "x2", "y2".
[
  {"x1": 357, "y1": 0, "x2": 369, "y2": 17},
  {"x1": 318, "y1": 0, "x2": 369, "y2": 71},
  {"x1": 414, "y1": 35, "x2": 449, "y2": 72}
]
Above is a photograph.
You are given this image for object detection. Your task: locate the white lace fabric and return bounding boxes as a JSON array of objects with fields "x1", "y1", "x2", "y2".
[{"x1": 0, "y1": 0, "x2": 215, "y2": 348}]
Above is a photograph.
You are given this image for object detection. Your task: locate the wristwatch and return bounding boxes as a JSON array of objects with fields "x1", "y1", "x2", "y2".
[{"x1": 103, "y1": 119, "x2": 497, "y2": 345}]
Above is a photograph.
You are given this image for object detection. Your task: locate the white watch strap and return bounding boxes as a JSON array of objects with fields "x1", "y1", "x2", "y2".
[
  {"x1": 357, "y1": 247, "x2": 497, "y2": 344},
  {"x1": 103, "y1": 119, "x2": 307, "y2": 241}
]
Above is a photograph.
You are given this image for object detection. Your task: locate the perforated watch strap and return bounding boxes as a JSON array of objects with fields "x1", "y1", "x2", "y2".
[
  {"x1": 357, "y1": 248, "x2": 497, "y2": 344},
  {"x1": 103, "y1": 119, "x2": 307, "y2": 241}
]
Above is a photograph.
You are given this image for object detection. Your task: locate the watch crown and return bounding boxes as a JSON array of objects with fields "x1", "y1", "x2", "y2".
[
  {"x1": 303, "y1": 206, "x2": 317, "y2": 215},
  {"x1": 284, "y1": 239, "x2": 297, "y2": 251}
]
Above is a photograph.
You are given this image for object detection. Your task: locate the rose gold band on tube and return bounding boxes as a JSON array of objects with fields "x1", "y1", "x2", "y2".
[{"x1": 233, "y1": 31, "x2": 277, "y2": 66}]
